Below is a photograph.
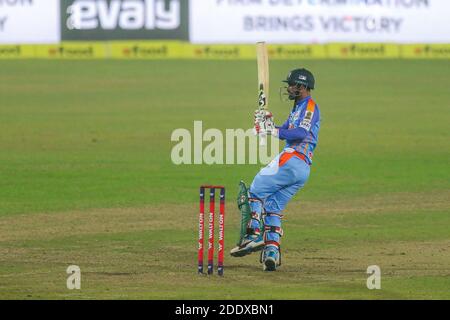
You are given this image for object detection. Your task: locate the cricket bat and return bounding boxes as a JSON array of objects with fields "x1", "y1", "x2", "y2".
[{"x1": 256, "y1": 42, "x2": 269, "y2": 146}]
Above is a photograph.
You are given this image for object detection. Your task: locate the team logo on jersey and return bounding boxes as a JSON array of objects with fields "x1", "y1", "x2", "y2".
[
  {"x1": 300, "y1": 121, "x2": 311, "y2": 130},
  {"x1": 304, "y1": 110, "x2": 313, "y2": 121},
  {"x1": 300, "y1": 109, "x2": 314, "y2": 130}
]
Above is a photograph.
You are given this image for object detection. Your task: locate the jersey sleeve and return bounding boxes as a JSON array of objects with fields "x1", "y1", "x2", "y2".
[
  {"x1": 298, "y1": 99, "x2": 318, "y2": 131},
  {"x1": 276, "y1": 118, "x2": 290, "y2": 130},
  {"x1": 278, "y1": 99, "x2": 318, "y2": 141}
]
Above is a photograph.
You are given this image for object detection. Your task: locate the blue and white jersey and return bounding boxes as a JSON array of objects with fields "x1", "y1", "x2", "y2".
[{"x1": 277, "y1": 96, "x2": 321, "y2": 164}]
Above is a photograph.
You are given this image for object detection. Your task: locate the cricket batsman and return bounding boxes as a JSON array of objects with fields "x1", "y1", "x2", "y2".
[{"x1": 231, "y1": 68, "x2": 321, "y2": 271}]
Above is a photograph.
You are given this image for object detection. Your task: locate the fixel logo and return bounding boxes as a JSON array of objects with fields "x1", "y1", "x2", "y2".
[
  {"x1": 201, "y1": 47, "x2": 240, "y2": 58},
  {"x1": 48, "y1": 46, "x2": 94, "y2": 58},
  {"x1": 0, "y1": 46, "x2": 21, "y2": 57},
  {"x1": 66, "y1": 0, "x2": 180, "y2": 30},
  {"x1": 272, "y1": 47, "x2": 313, "y2": 58},
  {"x1": 122, "y1": 45, "x2": 167, "y2": 57}
]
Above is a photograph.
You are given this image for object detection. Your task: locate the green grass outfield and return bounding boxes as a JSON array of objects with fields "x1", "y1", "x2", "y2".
[{"x1": 0, "y1": 60, "x2": 449, "y2": 299}]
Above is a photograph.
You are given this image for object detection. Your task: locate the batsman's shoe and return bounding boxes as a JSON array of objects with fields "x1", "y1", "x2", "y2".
[
  {"x1": 230, "y1": 234, "x2": 264, "y2": 257},
  {"x1": 261, "y1": 244, "x2": 281, "y2": 272}
]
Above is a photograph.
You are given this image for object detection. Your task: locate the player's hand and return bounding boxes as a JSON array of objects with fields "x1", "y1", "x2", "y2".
[
  {"x1": 254, "y1": 109, "x2": 265, "y2": 135},
  {"x1": 254, "y1": 110, "x2": 273, "y2": 124},
  {"x1": 262, "y1": 110, "x2": 273, "y2": 122},
  {"x1": 271, "y1": 127, "x2": 279, "y2": 137},
  {"x1": 254, "y1": 110, "x2": 273, "y2": 122},
  {"x1": 259, "y1": 127, "x2": 279, "y2": 137},
  {"x1": 254, "y1": 109, "x2": 264, "y2": 124},
  {"x1": 254, "y1": 122, "x2": 261, "y2": 135},
  {"x1": 254, "y1": 110, "x2": 275, "y2": 136},
  {"x1": 258, "y1": 115, "x2": 278, "y2": 137}
]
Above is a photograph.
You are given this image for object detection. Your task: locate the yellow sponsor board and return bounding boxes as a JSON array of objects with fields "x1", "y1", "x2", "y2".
[
  {"x1": 183, "y1": 44, "x2": 255, "y2": 60},
  {"x1": 34, "y1": 42, "x2": 107, "y2": 59},
  {"x1": 327, "y1": 43, "x2": 400, "y2": 59},
  {"x1": 4, "y1": 42, "x2": 450, "y2": 60},
  {"x1": 0, "y1": 45, "x2": 35, "y2": 59},
  {"x1": 109, "y1": 41, "x2": 182, "y2": 59},
  {"x1": 268, "y1": 44, "x2": 327, "y2": 59},
  {"x1": 401, "y1": 44, "x2": 450, "y2": 59}
]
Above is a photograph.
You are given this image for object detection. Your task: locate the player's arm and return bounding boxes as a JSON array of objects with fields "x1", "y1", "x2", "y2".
[
  {"x1": 277, "y1": 106, "x2": 318, "y2": 141},
  {"x1": 276, "y1": 118, "x2": 289, "y2": 130},
  {"x1": 277, "y1": 127, "x2": 308, "y2": 141}
]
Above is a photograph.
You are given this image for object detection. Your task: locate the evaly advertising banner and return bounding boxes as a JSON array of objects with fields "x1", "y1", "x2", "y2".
[
  {"x1": 190, "y1": 0, "x2": 450, "y2": 44},
  {"x1": 61, "y1": 0, "x2": 189, "y2": 40},
  {"x1": 0, "y1": 0, "x2": 60, "y2": 44}
]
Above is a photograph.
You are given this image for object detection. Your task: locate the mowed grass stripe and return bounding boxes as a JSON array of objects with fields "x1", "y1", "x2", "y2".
[
  {"x1": 1, "y1": 60, "x2": 449, "y2": 215},
  {"x1": 0, "y1": 191, "x2": 449, "y2": 299}
]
